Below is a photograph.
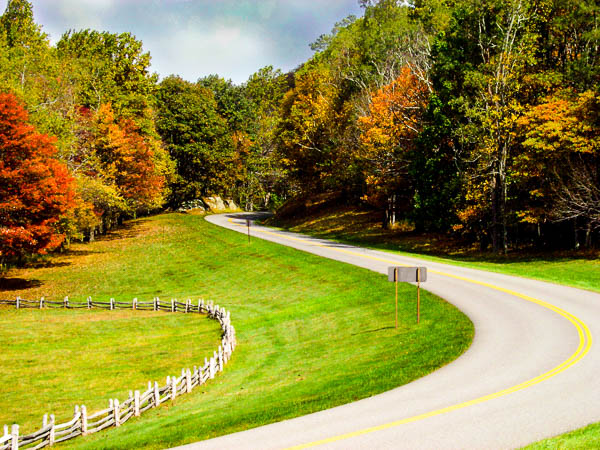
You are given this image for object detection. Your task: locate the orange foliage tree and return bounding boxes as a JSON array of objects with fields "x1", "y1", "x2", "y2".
[
  {"x1": 92, "y1": 104, "x2": 166, "y2": 217},
  {"x1": 358, "y1": 66, "x2": 429, "y2": 209},
  {"x1": 0, "y1": 92, "x2": 75, "y2": 261}
]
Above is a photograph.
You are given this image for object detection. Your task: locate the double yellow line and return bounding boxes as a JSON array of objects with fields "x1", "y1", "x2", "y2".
[{"x1": 227, "y1": 218, "x2": 592, "y2": 448}]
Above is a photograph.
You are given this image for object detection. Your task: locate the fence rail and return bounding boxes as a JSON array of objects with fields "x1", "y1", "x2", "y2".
[{"x1": 0, "y1": 297, "x2": 237, "y2": 450}]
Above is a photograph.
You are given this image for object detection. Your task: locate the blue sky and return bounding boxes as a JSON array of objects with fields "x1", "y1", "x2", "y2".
[{"x1": 9, "y1": 0, "x2": 364, "y2": 84}]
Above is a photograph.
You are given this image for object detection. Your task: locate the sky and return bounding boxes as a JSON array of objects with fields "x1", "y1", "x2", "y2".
[{"x1": 6, "y1": 0, "x2": 364, "y2": 84}]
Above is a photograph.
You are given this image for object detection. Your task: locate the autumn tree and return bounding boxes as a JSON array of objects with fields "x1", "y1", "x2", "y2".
[
  {"x1": 276, "y1": 66, "x2": 346, "y2": 193},
  {"x1": 358, "y1": 66, "x2": 429, "y2": 224},
  {"x1": 0, "y1": 92, "x2": 75, "y2": 263},
  {"x1": 92, "y1": 104, "x2": 166, "y2": 215},
  {"x1": 516, "y1": 90, "x2": 600, "y2": 247}
]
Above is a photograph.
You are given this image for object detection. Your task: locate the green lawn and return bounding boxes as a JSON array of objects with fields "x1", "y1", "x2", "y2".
[
  {"x1": 0, "y1": 212, "x2": 473, "y2": 449},
  {"x1": 0, "y1": 308, "x2": 221, "y2": 433}
]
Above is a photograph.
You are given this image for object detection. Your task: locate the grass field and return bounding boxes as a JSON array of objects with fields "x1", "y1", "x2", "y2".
[
  {"x1": 270, "y1": 206, "x2": 600, "y2": 293},
  {"x1": 0, "y1": 212, "x2": 473, "y2": 449},
  {"x1": 0, "y1": 308, "x2": 222, "y2": 433}
]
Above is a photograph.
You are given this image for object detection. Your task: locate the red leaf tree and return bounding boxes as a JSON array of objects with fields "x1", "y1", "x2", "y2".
[{"x1": 0, "y1": 92, "x2": 75, "y2": 262}]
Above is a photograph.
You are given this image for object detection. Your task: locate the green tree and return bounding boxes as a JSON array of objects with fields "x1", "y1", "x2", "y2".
[{"x1": 155, "y1": 76, "x2": 235, "y2": 206}]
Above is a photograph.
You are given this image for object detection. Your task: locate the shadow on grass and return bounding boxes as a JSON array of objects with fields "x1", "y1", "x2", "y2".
[
  {"x1": 0, "y1": 277, "x2": 43, "y2": 291},
  {"x1": 351, "y1": 326, "x2": 396, "y2": 335},
  {"x1": 94, "y1": 221, "x2": 142, "y2": 241}
]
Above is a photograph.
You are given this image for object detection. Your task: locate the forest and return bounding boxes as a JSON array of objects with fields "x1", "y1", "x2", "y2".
[{"x1": 0, "y1": 0, "x2": 598, "y2": 267}]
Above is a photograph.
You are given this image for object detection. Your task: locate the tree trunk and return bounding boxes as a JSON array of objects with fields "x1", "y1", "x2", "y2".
[
  {"x1": 490, "y1": 175, "x2": 499, "y2": 252},
  {"x1": 585, "y1": 221, "x2": 592, "y2": 248}
]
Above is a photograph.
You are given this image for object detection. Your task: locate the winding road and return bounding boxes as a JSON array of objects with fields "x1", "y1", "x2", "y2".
[{"x1": 177, "y1": 212, "x2": 599, "y2": 449}]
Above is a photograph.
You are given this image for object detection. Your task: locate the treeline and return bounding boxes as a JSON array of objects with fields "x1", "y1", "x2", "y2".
[
  {"x1": 274, "y1": 0, "x2": 599, "y2": 252},
  {"x1": 1, "y1": 0, "x2": 599, "y2": 265},
  {"x1": 0, "y1": 0, "x2": 289, "y2": 265}
]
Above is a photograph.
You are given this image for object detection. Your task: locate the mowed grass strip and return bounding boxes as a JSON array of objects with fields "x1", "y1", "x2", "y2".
[
  {"x1": 0, "y1": 213, "x2": 473, "y2": 449},
  {"x1": 523, "y1": 422, "x2": 600, "y2": 449},
  {"x1": 0, "y1": 308, "x2": 222, "y2": 434}
]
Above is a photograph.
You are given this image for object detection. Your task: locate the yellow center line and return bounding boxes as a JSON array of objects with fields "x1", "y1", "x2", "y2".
[{"x1": 226, "y1": 218, "x2": 593, "y2": 449}]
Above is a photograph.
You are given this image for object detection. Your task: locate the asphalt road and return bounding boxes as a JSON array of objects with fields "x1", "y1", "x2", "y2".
[{"x1": 176, "y1": 212, "x2": 599, "y2": 449}]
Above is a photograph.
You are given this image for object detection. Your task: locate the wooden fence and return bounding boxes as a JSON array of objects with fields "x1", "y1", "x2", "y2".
[{"x1": 0, "y1": 297, "x2": 237, "y2": 450}]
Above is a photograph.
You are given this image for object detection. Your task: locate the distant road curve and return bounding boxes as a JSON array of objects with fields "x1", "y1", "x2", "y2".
[{"x1": 176, "y1": 212, "x2": 599, "y2": 449}]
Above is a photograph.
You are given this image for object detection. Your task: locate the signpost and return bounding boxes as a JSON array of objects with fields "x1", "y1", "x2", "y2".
[
  {"x1": 246, "y1": 218, "x2": 251, "y2": 243},
  {"x1": 388, "y1": 266, "x2": 427, "y2": 326}
]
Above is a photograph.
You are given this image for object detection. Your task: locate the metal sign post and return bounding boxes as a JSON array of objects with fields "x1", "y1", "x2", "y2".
[
  {"x1": 388, "y1": 266, "x2": 427, "y2": 325},
  {"x1": 246, "y1": 218, "x2": 251, "y2": 243},
  {"x1": 395, "y1": 267, "x2": 398, "y2": 329},
  {"x1": 417, "y1": 267, "x2": 421, "y2": 324}
]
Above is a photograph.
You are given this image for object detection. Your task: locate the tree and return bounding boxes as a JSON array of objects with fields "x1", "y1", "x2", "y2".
[
  {"x1": 239, "y1": 66, "x2": 288, "y2": 210},
  {"x1": 155, "y1": 76, "x2": 235, "y2": 206},
  {"x1": 276, "y1": 66, "x2": 345, "y2": 193},
  {"x1": 429, "y1": 0, "x2": 535, "y2": 251},
  {"x1": 92, "y1": 104, "x2": 166, "y2": 214},
  {"x1": 56, "y1": 29, "x2": 157, "y2": 120},
  {"x1": 357, "y1": 66, "x2": 429, "y2": 224},
  {"x1": 516, "y1": 89, "x2": 600, "y2": 247},
  {"x1": 0, "y1": 92, "x2": 75, "y2": 262}
]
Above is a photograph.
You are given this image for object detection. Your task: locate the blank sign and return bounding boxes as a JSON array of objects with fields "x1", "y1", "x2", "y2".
[{"x1": 388, "y1": 266, "x2": 427, "y2": 282}]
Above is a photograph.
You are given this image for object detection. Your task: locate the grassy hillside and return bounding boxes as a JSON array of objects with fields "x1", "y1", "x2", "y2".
[{"x1": 0, "y1": 212, "x2": 472, "y2": 449}]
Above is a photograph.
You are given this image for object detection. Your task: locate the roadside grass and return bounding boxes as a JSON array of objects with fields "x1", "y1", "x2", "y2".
[
  {"x1": 0, "y1": 309, "x2": 221, "y2": 433},
  {"x1": 0, "y1": 212, "x2": 473, "y2": 449},
  {"x1": 523, "y1": 423, "x2": 600, "y2": 449},
  {"x1": 269, "y1": 206, "x2": 600, "y2": 293}
]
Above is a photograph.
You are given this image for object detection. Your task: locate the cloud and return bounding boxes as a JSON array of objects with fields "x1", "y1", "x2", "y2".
[
  {"x1": 11, "y1": 0, "x2": 364, "y2": 84},
  {"x1": 150, "y1": 21, "x2": 269, "y2": 83}
]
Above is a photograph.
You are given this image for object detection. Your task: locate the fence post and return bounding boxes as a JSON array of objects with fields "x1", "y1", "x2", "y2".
[
  {"x1": 40, "y1": 297, "x2": 44, "y2": 309},
  {"x1": 185, "y1": 368, "x2": 192, "y2": 393},
  {"x1": 209, "y1": 357, "x2": 215, "y2": 379},
  {"x1": 49, "y1": 414, "x2": 55, "y2": 445},
  {"x1": 218, "y1": 346, "x2": 223, "y2": 372},
  {"x1": 10, "y1": 424, "x2": 18, "y2": 450},
  {"x1": 81, "y1": 405, "x2": 88, "y2": 435},
  {"x1": 113, "y1": 399, "x2": 120, "y2": 427},
  {"x1": 134, "y1": 390, "x2": 140, "y2": 417},
  {"x1": 72, "y1": 405, "x2": 80, "y2": 434},
  {"x1": 153, "y1": 381, "x2": 160, "y2": 407},
  {"x1": 186, "y1": 299, "x2": 190, "y2": 313},
  {"x1": 171, "y1": 299, "x2": 175, "y2": 312},
  {"x1": 110, "y1": 298, "x2": 114, "y2": 310},
  {"x1": 64, "y1": 296, "x2": 69, "y2": 308},
  {"x1": 171, "y1": 375, "x2": 177, "y2": 401},
  {"x1": 87, "y1": 297, "x2": 91, "y2": 309},
  {"x1": 133, "y1": 298, "x2": 137, "y2": 310},
  {"x1": 15, "y1": 297, "x2": 20, "y2": 310}
]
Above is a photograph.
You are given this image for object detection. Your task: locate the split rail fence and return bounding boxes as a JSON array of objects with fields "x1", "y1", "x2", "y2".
[{"x1": 0, "y1": 297, "x2": 237, "y2": 450}]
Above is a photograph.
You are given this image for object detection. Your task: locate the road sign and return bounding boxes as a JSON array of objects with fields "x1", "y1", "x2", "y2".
[
  {"x1": 388, "y1": 266, "x2": 427, "y2": 326},
  {"x1": 388, "y1": 266, "x2": 427, "y2": 282}
]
